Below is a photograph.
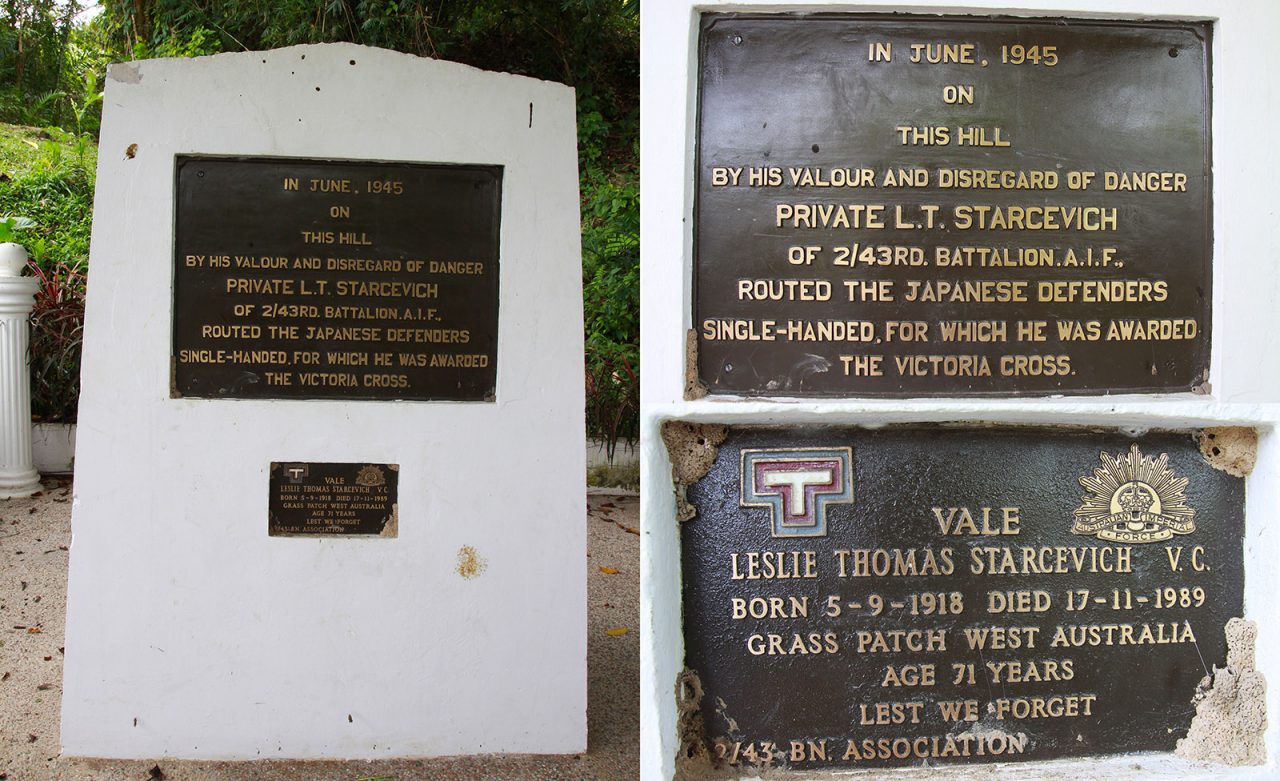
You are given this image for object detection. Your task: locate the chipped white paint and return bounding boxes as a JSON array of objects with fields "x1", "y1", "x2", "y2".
[
  {"x1": 640, "y1": 1, "x2": 1280, "y2": 779},
  {"x1": 62, "y1": 44, "x2": 586, "y2": 759}
]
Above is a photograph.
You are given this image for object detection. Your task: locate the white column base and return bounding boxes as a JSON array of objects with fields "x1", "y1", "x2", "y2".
[{"x1": 0, "y1": 466, "x2": 41, "y2": 497}]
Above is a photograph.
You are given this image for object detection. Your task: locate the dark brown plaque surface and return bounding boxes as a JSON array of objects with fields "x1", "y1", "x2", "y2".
[
  {"x1": 269, "y1": 462, "x2": 398, "y2": 537},
  {"x1": 680, "y1": 426, "x2": 1244, "y2": 769},
  {"x1": 695, "y1": 16, "x2": 1211, "y2": 396},
  {"x1": 174, "y1": 156, "x2": 501, "y2": 400}
]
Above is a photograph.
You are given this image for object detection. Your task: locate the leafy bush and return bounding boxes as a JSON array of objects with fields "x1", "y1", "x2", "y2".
[
  {"x1": 0, "y1": 4, "x2": 110, "y2": 132},
  {"x1": 129, "y1": 24, "x2": 224, "y2": 60},
  {"x1": 0, "y1": 164, "x2": 95, "y2": 270},
  {"x1": 0, "y1": 215, "x2": 35, "y2": 242},
  {"x1": 582, "y1": 166, "x2": 638, "y2": 459},
  {"x1": 27, "y1": 258, "x2": 85, "y2": 422},
  {"x1": 0, "y1": 123, "x2": 96, "y2": 422}
]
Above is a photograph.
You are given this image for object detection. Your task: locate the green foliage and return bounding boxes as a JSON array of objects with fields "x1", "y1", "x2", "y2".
[
  {"x1": 0, "y1": 151, "x2": 95, "y2": 270},
  {"x1": 0, "y1": 214, "x2": 35, "y2": 243},
  {"x1": 581, "y1": 164, "x2": 638, "y2": 455},
  {"x1": 0, "y1": 123, "x2": 55, "y2": 170},
  {"x1": 0, "y1": 2, "x2": 110, "y2": 132},
  {"x1": 28, "y1": 257, "x2": 85, "y2": 422},
  {"x1": 131, "y1": 24, "x2": 224, "y2": 60},
  {"x1": 0, "y1": 122, "x2": 95, "y2": 422},
  {"x1": 61, "y1": 18, "x2": 112, "y2": 135}
]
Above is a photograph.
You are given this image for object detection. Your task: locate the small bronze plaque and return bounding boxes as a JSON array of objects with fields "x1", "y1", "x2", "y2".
[
  {"x1": 695, "y1": 16, "x2": 1211, "y2": 396},
  {"x1": 173, "y1": 156, "x2": 501, "y2": 401},
  {"x1": 680, "y1": 426, "x2": 1244, "y2": 769},
  {"x1": 269, "y1": 462, "x2": 398, "y2": 537}
]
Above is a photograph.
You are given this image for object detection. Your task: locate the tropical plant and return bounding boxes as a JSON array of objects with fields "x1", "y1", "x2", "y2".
[
  {"x1": 0, "y1": 1, "x2": 103, "y2": 130},
  {"x1": 582, "y1": 165, "x2": 639, "y2": 457},
  {"x1": 27, "y1": 256, "x2": 85, "y2": 422},
  {"x1": 0, "y1": 214, "x2": 35, "y2": 242}
]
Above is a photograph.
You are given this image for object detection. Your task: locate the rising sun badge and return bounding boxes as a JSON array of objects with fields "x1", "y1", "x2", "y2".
[
  {"x1": 356, "y1": 465, "x2": 386, "y2": 487},
  {"x1": 1073, "y1": 444, "x2": 1196, "y2": 544}
]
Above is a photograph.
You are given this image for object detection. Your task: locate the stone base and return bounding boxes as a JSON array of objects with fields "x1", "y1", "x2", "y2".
[
  {"x1": 0, "y1": 467, "x2": 41, "y2": 497},
  {"x1": 32, "y1": 422, "x2": 75, "y2": 474}
]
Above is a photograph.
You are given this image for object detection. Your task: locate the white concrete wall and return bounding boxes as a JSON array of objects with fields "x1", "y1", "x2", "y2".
[
  {"x1": 32, "y1": 422, "x2": 75, "y2": 474},
  {"x1": 640, "y1": 1, "x2": 1280, "y2": 779},
  {"x1": 587, "y1": 438, "x2": 640, "y2": 469},
  {"x1": 62, "y1": 44, "x2": 586, "y2": 759}
]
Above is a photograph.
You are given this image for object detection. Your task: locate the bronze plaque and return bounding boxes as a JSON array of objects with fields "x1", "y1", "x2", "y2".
[
  {"x1": 268, "y1": 462, "x2": 398, "y2": 537},
  {"x1": 695, "y1": 16, "x2": 1211, "y2": 396},
  {"x1": 680, "y1": 426, "x2": 1244, "y2": 769},
  {"x1": 173, "y1": 156, "x2": 501, "y2": 400}
]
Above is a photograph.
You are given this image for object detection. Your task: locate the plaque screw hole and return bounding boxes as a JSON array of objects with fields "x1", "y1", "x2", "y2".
[
  {"x1": 196, "y1": 170, "x2": 204, "y2": 178},
  {"x1": 315, "y1": 86, "x2": 320, "y2": 92},
  {"x1": 731, "y1": 34, "x2": 742, "y2": 45},
  {"x1": 1168, "y1": 47, "x2": 1179, "y2": 57},
  {"x1": 349, "y1": 59, "x2": 356, "y2": 65},
  {"x1": 697, "y1": 437, "x2": 706, "y2": 446},
  {"x1": 811, "y1": 144, "x2": 820, "y2": 153}
]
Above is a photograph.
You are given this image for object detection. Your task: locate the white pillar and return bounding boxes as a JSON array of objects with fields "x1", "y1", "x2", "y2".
[{"x1": 0, "y1": 243, "x2": 41, "y2": 497}]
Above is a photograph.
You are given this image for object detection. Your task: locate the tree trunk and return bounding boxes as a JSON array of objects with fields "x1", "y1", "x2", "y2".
[{"x1": 14, "y1": 23, "x2": 24, "y2": 88}]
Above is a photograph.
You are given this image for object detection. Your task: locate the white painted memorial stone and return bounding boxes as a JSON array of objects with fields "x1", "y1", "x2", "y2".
[{"x1": 62, "y1": 44, "x2": 586, "y2": 759}]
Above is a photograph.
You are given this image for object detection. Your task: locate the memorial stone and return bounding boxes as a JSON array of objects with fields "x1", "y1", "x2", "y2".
[{"x1": 62, "y1": 44, "x2": 586, "y2": 759}]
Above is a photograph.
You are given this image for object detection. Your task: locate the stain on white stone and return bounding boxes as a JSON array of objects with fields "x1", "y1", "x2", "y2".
[{"x1": 107, "y1": 62, "x2": 142, "y2": 84}]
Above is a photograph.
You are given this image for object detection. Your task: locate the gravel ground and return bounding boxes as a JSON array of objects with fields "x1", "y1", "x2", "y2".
[{"x1": 0, "y1": 485, "x2": 638, "y2": 781}]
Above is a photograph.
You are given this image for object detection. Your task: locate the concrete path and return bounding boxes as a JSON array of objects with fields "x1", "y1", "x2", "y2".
[{"x1": 0, "y1": 484, "x2": 638, "y2": 780}]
